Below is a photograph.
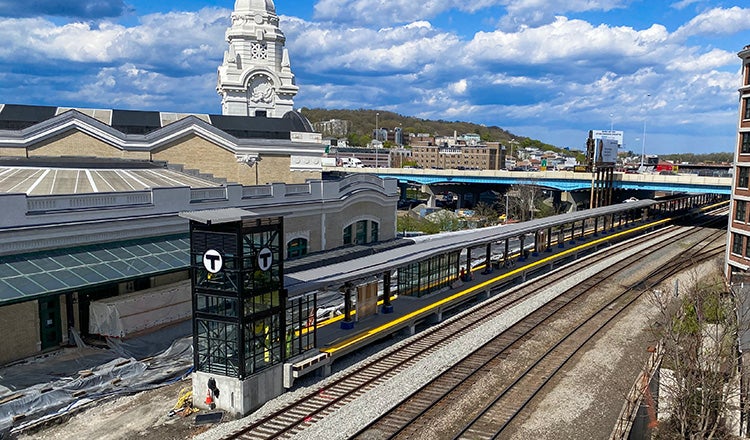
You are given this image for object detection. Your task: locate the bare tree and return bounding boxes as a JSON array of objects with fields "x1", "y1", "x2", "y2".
[
  {"x1": 507, "y1": 181, "x2": 543, "y2": 222},
  {"x1": 651, "y1": 270, "x2": 741, "y2": 439}
]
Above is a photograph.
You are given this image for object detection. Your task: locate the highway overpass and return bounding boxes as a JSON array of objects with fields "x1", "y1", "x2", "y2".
[{"x1": 325, "y1": 167, "x2": 732, "y2": 195}]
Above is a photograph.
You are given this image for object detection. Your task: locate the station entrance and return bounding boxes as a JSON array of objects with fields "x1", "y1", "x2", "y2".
[{"x1": 182, "y1": 209, "x2": 315, "y2": 416}]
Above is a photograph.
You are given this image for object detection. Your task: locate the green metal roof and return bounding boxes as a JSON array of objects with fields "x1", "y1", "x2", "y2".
[{"x1": 0, "y1": 234, "x2": 189, "y2": 306}]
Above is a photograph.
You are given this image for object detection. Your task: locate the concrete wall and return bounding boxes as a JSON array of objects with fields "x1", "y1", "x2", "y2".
[
  {"x1": 0, "y1": 301, "x2": 39, "y2": 365},
  {"x1": 193, "y1": 367, "x2": 285, "y2": 417}
]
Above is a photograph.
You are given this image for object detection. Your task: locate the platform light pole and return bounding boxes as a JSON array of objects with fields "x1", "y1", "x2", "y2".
[{"x1": 640, "y1": 94, "x2": 650, "y2": 167}]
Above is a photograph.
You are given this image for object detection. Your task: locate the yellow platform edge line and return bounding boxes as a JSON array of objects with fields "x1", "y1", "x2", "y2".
[{"x1": 320, "y1": 215, "x2": 677, "y2": 354}]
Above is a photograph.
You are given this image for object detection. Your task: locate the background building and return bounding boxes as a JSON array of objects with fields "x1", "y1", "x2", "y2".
[{"x1": 728, "y1": 44, "x2": 750, "y2": 282}]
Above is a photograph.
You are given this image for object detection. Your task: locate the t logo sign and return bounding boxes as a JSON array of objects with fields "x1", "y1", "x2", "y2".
[
  {"x1": 257, "y1": 247, "x2": 273, "y2": 272},
  {"x1": 203, "y1": 249, "x2": 223, "y2": 274}
]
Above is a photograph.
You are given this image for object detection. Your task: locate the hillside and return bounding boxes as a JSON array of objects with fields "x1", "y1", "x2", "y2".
[{"x1": 299, "y1": 107, "x2": 570, "y2": 153}]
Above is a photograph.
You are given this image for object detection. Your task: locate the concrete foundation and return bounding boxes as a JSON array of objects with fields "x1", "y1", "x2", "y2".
[{"x1": 192, "y1": 366, "x2": 285, "y2": 417}]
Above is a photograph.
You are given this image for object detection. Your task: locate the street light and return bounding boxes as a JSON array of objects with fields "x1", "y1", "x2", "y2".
[{"x1": 640, "y1": 94, "x2": 650, "y2": 167}]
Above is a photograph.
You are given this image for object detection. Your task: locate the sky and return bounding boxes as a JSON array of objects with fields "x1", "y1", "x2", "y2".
[{"x1": 1, "y1": 1, "x2": 750, "y2": 156}]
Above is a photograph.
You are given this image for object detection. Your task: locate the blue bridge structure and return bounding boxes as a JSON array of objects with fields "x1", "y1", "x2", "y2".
[{"x1": 327, "y1": 167, "x2": 732, "y2": 195}]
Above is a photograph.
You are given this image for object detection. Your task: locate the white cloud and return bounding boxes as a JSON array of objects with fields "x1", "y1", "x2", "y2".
[
  {"x1": 0, "y1": 8, "x2": 228, "y2": 70},
  {"x1": 672, "y1": 6, "x2": 750, "y2": 40},
  {"x1": 464, "y1": 17, "x2": 670, "y2": 68},
  {"x1": 450, "y1": 79, "x2": 468, "y2": 94}
]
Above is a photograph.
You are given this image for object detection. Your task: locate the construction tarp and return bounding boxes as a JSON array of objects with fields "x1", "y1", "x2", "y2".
[
  {"x1": 89, "y1": 280, "x2": 191, "y2": 338},
  {"x1": 0, "y1": 334, "x2": 192, "y2": 437}
]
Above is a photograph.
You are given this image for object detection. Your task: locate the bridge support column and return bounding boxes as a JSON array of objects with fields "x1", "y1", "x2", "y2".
[
  {"x1": 421, "y1": 184, "x2": 436, "y2": 208},
  {"x1": 381, "y1": 271, "x2": 393, "y2": 314},
  {"x1": 553, "y1": 191, "x2": 563, "y2": 213},
  {"x1": 399, "y1": 182, "x2": 409, "y2": 200}
]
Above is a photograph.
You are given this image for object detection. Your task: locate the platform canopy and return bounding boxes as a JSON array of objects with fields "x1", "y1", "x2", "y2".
[{"x1": 0, "y1": 234, "x2": 189, "y2": 306}]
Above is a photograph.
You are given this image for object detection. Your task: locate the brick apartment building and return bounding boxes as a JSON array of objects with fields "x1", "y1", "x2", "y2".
[{"x1": 727, "y1": 44, "x2": 750, "y2": 282}]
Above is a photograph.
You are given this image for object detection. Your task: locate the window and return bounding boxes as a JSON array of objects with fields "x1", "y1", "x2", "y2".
[
  {"x1": 355, "y1": 220, "x2": 367, "y2": 244},
  {"x1": 735, "y1": 233, "x2": 745, "y2": 255},
  {"x1": 745, "y1": 99, "x2": 750, "y2": 120},
  {"x1": 742, "y1": 133, "x2": 750, "y2": 154},
  {"x1": 286, "y1": 238, "x2": 308, "y2": 259},
  {"x1": 343, "y1": 225, "x2": 353, "y2": 245},
  {"x1": 746, "y1": 235, "x2": 750, "y2": 258},
  {"x1": 370, "y1": 222, "x2": 379, "y2": 243},
  {"x1": 737, "y1": 200, "x2": 747, "y2": 223},
  {"x1": 740, "y1": 167, "x2": 750, "y2": 188}
]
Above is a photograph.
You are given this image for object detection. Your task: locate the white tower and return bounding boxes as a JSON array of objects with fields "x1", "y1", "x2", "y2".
[{"x1": 217, "y1": 0, "x2": 299, "y2": 117}]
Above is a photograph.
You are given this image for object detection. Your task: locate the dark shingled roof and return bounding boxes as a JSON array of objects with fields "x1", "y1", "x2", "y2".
[{"x1": 0, "y1": 103, "x2": 315, "y2": 138}]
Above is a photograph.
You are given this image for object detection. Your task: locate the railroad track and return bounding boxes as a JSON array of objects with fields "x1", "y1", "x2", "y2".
[
  {"x1": 220, "y1": 212, "x2": 725, "y2": 440},
  {"x1": 349, "y1": 221, "x2": 725, "y2": 439}
]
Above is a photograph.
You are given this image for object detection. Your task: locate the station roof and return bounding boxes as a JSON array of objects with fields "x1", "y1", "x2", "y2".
[
  {"x1": 284, "y1": 199, "x2": 657, "y2": 296},
  {"x1": 0, "y1": 103, "x2": 314, "y2": 138},
  {"x1": 179, "y1": 208, "x2": 259, "y2": 225},
  {"x1": 0, "y1": 158, "x2": 222, "y2": 195},
  {"x1": 0, "y1": 234, "x2": 189, "y2": 306}
]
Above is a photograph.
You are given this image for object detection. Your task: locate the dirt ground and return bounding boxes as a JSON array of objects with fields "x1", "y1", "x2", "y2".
[{"x1": 17, "y1": 380, "x2": 224, "y2": 440}]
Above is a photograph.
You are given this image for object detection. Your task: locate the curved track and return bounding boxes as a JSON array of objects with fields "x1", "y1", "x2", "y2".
[
  {"x1": 221, "y1": 210, "x2": 726, "y2": 440},
  {"x1": 349, "y1": 214, "x2": 725, "y2": 440}
]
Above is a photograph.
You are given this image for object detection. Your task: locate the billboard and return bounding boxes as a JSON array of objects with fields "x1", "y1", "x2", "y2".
[
  {"x1": 592, "y1": 130, "x2": 624, "y2": 147},
  {"x1": 596, "y1": 138, "x2": 619, "y2": 164}
]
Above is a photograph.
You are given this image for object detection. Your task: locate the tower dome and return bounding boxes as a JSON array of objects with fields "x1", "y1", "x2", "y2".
[{"x1": 234, "y1": 0, "x2": 275, "y2": 13}]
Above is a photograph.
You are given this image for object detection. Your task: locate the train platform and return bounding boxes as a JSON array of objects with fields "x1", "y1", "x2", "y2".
[
  {"x1": 286, "y1": 215, "x2": 658, "y2": 383},
  {"x1": 287, "y1": 196, "x2": 728, "y2": 385}
]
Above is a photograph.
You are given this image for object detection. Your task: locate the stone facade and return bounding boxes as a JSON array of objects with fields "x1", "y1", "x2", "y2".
[{"x1": 217, "y1": 0, "x2": 298, "y2": 118}]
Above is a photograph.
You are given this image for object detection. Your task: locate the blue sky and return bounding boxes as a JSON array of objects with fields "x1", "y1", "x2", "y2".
[{"x1": 1, "y1": 1, "x2": 750, "y2": 155}]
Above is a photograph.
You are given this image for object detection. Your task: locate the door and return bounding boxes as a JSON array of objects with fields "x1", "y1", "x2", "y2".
[{"x1": 39, "y1": 296, "x2": 62, "y2": 350}]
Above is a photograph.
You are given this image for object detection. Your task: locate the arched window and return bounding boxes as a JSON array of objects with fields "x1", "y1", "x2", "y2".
[
  {"x1": 287, "y1": 238, "x2": 308, "y2": 259},
  {"x1": 343, "y1": 220, "x2": 380, "y2": 246}
]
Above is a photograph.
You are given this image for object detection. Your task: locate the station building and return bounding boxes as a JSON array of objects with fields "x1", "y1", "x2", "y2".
[{"x1": 0, "y1": 0, "x2": 398, "y2": 366}]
